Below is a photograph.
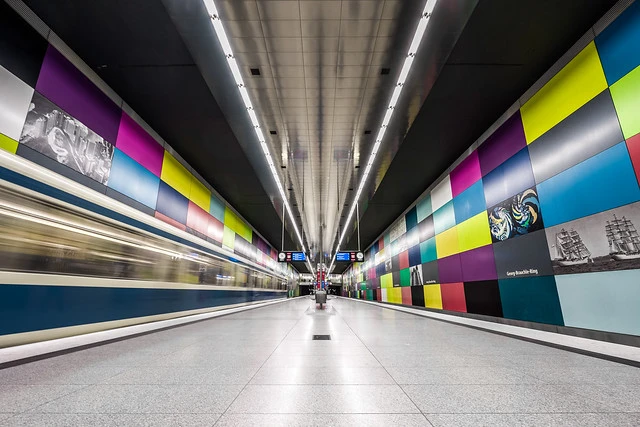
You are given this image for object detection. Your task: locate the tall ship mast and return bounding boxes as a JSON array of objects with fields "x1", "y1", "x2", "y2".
[
  {"x1": 606, "y1": 214, "x2": 640, "y2": 260},
  {"x1": 554, "y1": 228, "x2": 591, "y2": 266}
]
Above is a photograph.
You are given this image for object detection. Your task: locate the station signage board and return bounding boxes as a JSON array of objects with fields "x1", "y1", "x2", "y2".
[
  {"x1": 335, "y1": 251, "x2": 364, "y2": 262},
  {"x1": 278, "y1": 251, "x2": 306, "y2": 262}
]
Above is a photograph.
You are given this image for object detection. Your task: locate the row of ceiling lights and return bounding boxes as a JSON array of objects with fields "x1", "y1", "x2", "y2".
[
  {"x1": 201, "y1": 0, "x2": 315, "y2": 275},
  {"x1": 328, "y1": 0, "x2": 438, "y2": 273}
]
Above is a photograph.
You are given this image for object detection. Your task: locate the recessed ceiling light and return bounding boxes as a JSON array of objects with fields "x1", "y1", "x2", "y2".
[{"x1": 250, "y1": 68, "x2": 261, "y2": 76}]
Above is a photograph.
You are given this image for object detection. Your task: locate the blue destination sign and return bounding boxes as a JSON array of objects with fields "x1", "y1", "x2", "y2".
[{"x1": 336, "y1": 252, "x2": 351, "y2": 261}]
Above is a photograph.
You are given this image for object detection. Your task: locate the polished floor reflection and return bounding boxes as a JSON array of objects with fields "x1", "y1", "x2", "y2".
[{"x1": 1, "y1": 297, "x2": 639, "y2": 426}]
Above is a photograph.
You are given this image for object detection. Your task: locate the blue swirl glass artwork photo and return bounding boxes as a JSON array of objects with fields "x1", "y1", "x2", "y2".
[{"x1": 489, "y1": 188, "x2": 544, "y2": 242}]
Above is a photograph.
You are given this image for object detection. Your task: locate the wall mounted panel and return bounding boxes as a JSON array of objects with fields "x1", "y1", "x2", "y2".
[
  {"x1": 478, "y1": 112, "x2": 527, "y2": 176},
  {"x1": 0, "y1": 133, "x2": 18, "y2": 154},
  {"x1": 115, "y1": 112, "x2": 164, "y2": 176},
  {"x1": 107, "y1": 149, "x2": 159, "y2": 209},
  {"x1": 0, "y1": 2, "x2": 48, "y2": 87},
  {"x1": 156, "y1": 180, "x2": 188, "y2": 225},
  {"x1": 186, "y1": 201, "x2": 210, "y2": 235},
  {"x1": 416, "y1": 195, "x2": 432, "y2": 222},
  {"x1": 483, "y1": 147, "x2": 535, "y2": 208},
  {"x1": 423, "y1": 284, "x2": 443, "y2": 309},
  {"x1": 537, "y1": 142, "x2": 640, "y2": 227},
  {"x1": 433, "y1": 200, "x2": 456, "y2": 234},
  {"x1": 453, "y1": 180, "x2": 486, "y2": 224},
  {"x1": 544, "y1": 200, "x2": 640, "y2": 276},
  {"x1": 457, "y1": 211, "x2": 492, "y2": 252},
  {"x1": 420, "y1": 237, "x2": 437, "y2": 263},
  {"x1": 36, "y1": 46, "x2": 121, "y2": 144},
  {"x1": 493, "y1": 230, "x2": 553, "y2": 280},
  {"x1": 556, "y1": 270, "x2": 640, "y2": 336},
  {"x1": 411, "y1": 285, "x2": 425, "y2": 307},
  {"x1": 628, "y1": 133, "x2": 640, "y2": 183},
  {"x1": 459, "y1": 245, "x2": 497, "y2": 282},
  {"x1": 160, "y1": 150, "x2": 191, "y2": 198},
  {"x1": 435, "y1": 226, "x2": 459, "y2": 258},
  {"x1": 430, "y1": 175, "x2": 452, "y2": 211},
  {"x1": 498, "y1": 276, "x2": 564, "y2": 325},
  {"x1": 528, "y1": 89, "x2": 623, "y2": 183},
  {"x1": 610, "y1": 63, "x2": 640, "y2": 139},
  {"x1": 0, "y1": 65, "x2": 34, "y2": 140},
  {"x1": 464, "y1": 280, "x2": 503, "y2": 317},
  {"x1": 595, "y1": 0, "x2": 640, "y2": 85},
  {"x1": 437, "y1": 254, "x2": 462, "y2": 284},
  {"x1": 450, "y1": 150, "x2": 481, "y2": 197},
  {"x1": 440, "y1": 282, "x2": 466, "y2": 312},
  {"x1": 520, "y1": 41, "x2": 608, "y2": 144},
  {"x1": 421, "y1": 260, "x2": 439, "y2": 284}
]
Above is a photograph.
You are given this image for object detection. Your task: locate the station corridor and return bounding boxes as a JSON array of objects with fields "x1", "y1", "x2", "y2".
[{"x1": 1, "y1": 297, "x2": 638, "y2": 427}]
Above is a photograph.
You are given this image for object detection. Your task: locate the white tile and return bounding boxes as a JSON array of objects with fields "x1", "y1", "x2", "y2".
[
  {"x1": 430, "y1": 175, "x2": 452, "y2": 211},
  {"x1": 0, "y1": 65, "x2": 34, "y2": 141}
]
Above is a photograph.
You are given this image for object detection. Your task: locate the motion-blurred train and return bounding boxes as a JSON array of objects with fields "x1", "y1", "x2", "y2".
[{"x1": 0, "y1": 150, "x2": 289, "y2": 348}]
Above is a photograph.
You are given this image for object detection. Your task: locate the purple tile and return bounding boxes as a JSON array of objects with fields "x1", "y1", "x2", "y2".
[
  {"x1": 36, "y1": 45, "x2": 121, "y2": 144},
  {"x1": 438, "y1": 254, "x2": 463, "y2": 283},
  {"x1": 451, "y1": 150, "x2": 481, "y2": 197},
  {"x1": 460, "y1": 245, "x2": 498, "y2": 281},
  {"x1": 116, "y1": 112, "x2": 164, "y2": 176},
  {"x1": 478, "y1": 111, "x2": 527, "y2": 177}
]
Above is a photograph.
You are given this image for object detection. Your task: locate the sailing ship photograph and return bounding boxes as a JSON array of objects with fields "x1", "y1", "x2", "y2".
[{"x1": 545, "y1": 201, "x2": 640, "y2": 275}]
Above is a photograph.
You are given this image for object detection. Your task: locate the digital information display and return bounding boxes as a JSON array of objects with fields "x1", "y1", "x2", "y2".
[
  {"x1": 278, "y1": 251, "x2": 306, "y2": 262},
  {"x1": 336, "y1": 251, "x2": 364, "y2": 262}
]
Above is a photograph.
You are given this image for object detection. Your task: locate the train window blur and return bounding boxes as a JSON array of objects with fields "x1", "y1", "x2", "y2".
[{"x1": 0, "y1": 185, "x2": 286, "y2": 290}]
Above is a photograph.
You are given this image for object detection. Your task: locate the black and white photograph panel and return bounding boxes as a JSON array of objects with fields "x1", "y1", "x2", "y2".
[{"x1": 19, "y1": 92, "x2": 114, "y2": 184}]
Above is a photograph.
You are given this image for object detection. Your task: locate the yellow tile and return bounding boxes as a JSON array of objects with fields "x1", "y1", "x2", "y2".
[
  {"x1": 380, "y1": 273, "x2": 393, "y2": 288},
  {"x1": 189, "y1": 176, "x2": 211, "y2": 211},
  {"x1": 223, "y1": 226, "x2": 235, "y2": 250},
  {"x1": 521, "y1": 41, "x2": 608, "y2": 144},
  {"x1": 0, "y1": 133, "x2": 18, "y2": 154},
  {"x1": 389, "y1": 287, "x2": 402, "y2": 304},
  {"x1": 423, "y1": 284, "x2": 443, "y2": 309},
  {"x1": 160, "y1": 151, "x2": 192, "y2": 198},
  {"x1": 224, "y1": 207, "x2": 253, "y2": 242},
  {"x1": 435, "y1": 226, "x2": 460, "y2": 258},
  {"x1": 457, "y1": 211, "x2": 492, "y2": 252}
]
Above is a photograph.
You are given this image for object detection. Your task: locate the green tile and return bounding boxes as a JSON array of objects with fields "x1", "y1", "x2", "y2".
[{"x1": 611, "y1": 65, "x2": 640, "y2": 138}]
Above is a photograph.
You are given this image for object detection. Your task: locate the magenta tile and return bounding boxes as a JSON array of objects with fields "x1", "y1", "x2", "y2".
[
  {"x1": 116, "y1": 112, "x2": 164, "y2": 176},
  {"x1": 460, "y1": 245, "x2": 498, "y2": 281},
  {"x1": 36, "y1": 45, "x2": 121, "y2": 144},
  {"x1": 451, "y1": 150, "x2": 481, "y2": 197},
  {"x1": 478, "y1": 111, "x2": 527, "y2": 177},
  {"x1": 437, "y1": 254, "x2": 463, "y2": 283}
]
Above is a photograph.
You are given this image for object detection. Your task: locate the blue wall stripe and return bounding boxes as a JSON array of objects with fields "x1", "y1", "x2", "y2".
[
  {"x1": 0, "y1": 284, "x2": 283, "y2": 335},
  {"x1": 537, "y1": 142, "x2": 640, "y2": 227}
]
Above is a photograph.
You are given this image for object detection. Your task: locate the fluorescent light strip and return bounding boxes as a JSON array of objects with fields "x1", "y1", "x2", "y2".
[
  {"x1": 203, "y1": 0, "x2": 312, "y2": 275},
  {"x1": 328, "y1": 0, "x2": 436, "y2": 273}
]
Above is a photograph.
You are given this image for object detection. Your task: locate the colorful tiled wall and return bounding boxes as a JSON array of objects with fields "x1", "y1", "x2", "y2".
[
  {"x1": 0, "y1": 4, "x2": 286, "y2": 276},
  {"x1": 345, "y1": 2, "x2": 640, "y2": 337}
]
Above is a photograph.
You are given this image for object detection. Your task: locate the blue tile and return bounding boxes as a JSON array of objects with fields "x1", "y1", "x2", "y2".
[
  {"x1": 596, "y1": 1, "x2": 640, "y2": 85},
  {"x1": 454, "y1": 180, "x2": 486, "y2": 223},
  {"x1": 433, "y1": 200, "x2": 456, "y2": 234},
  {"x1": 483, "y1": 147, "x2": 535, "y2": 208},
  {"x1": 498, "y1": 276, "x2": 564, "y2": 326},
  {"x1": 156, "y1": 180, "x2": 189, "y2": 224},
  {"x1": 408, "y1": 244, "x2": 421, "y2": 267},
  {"x1": 537, "y1": 142, "x2": 640, "y2": 227},
  {"x1": 108, "y1": 149, "x2": 159, "y2": 209},
  {"x1": 556, "y1": 270, "x2": 640, "y2": 336},
  {"x1": 405, "y1": 206, "x2": 418, "y2": 230}
]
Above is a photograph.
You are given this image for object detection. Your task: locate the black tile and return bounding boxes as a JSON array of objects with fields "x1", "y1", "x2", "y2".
[
  {"x1": 463, "y1": 280, "x2": 503, "y2": 317},
  {"x1": 493, "y1": 229, "x2": 554, "y2": 279},
  {"x1": 411, "y1": 285, "x2": 424, "y2": 307},
  {"x1": 0, "y1": 2, "x2": 48, "y2": 87}
]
